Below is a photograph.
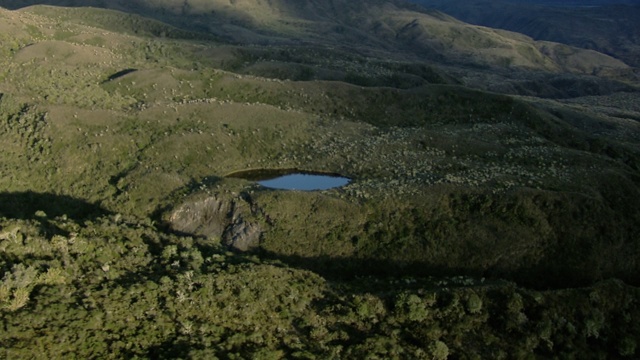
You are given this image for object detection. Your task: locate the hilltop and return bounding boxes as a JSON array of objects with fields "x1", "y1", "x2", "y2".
[{"x1": 1, "y1": 1, "x2": 640, "y2": 358}]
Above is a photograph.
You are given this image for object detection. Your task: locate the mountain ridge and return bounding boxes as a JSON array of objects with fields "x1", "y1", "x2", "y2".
[{"x1": 1, "y1": 0, "x2": 635, "y2": 83}]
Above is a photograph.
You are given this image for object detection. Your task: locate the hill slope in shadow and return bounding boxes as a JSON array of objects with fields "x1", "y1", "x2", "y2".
[{"x1": 412, "y1": 0, "x2": 640, "y2": 67}]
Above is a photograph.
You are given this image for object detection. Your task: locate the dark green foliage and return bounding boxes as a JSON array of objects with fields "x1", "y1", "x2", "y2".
[{"x1": 2, "y1": 213, "x2": 639, "y2": 358}]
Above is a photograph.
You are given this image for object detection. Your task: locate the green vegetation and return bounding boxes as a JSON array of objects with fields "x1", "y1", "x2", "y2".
[
  {"x1": 2, "y1": 213, "x2": 639, "y2": 358},
  {"x1": 0, "y1": 3, "x2": 639, "y2": 358}
]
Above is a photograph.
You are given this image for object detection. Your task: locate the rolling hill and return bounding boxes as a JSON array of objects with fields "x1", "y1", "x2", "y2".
[{"x1": 1, "y1": 0, "x2": 637, "y2": 84}]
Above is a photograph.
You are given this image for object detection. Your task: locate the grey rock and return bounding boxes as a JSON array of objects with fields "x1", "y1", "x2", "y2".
[{"x1": 168, "y1": 194, "x2": 262, "y2": 252}]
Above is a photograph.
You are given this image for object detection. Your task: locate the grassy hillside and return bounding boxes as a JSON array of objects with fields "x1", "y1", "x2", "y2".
[
  {"x1": 0, "y1": 0, "x2": 639, "y2": 289},
  {"x1": 1, "y1": 0, "x2": 636, "y2": 80},
  {"x1": 1, "y1": 3, "x2": 640, "y2": 358}
]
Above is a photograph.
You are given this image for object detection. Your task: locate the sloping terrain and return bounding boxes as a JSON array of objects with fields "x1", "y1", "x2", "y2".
[
  {"x1": 0, "y1": 0, "x2": 636, "y2": 83},
  {"x1": 413, "y1": 0, "x2": 640, "y2": 68},
  {"x1": 0, "y1": 2, "x2": 640, "y2": 358}
]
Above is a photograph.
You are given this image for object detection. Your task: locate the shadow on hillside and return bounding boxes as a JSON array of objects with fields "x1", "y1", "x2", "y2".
[
  {"x1": 0, "y1": 191, "x2": 110, "y2": 221},
  {"x1": 258, "y1": 250, "x2": 638, "y2": 290},
  {"x1": 0, "y1": 0, "x2": 153, "y2": 12},
  {"x1": 0, "y1": 0, "x2": 113, "y2": 11},
  {"x1": 259, "y1": 250, "x2": 469, "y2": 280},
  {"x1": 0, "y1": 0, "x2": 219, "y2": 40}
]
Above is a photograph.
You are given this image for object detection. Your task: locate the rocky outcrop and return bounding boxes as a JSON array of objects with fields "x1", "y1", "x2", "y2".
[
  {"x1": 167, "y1": 194, "x2": 262, "y2": 252},
  {"x1": 222, "y1": 215, "x2": 262, "y2": 252}
]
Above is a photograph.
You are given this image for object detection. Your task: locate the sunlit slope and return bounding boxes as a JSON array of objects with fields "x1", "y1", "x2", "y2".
[
  {"x1": 0, "y1": 0, "x2": 633, "y2": 79},
  {"x1": 131, "y1": 0, "x2": 632, "y2": 77}
]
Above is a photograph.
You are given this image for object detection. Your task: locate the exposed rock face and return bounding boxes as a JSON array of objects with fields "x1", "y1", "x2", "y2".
[
  {"x1": 168, "y1": 194, "x2": 262, "y2": 251},
  {"x1": 223, "y1": 215, "x2": 262, "y2": 252}
]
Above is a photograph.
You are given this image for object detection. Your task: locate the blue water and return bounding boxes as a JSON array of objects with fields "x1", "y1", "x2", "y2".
[{"x1": 258, "y1": 173, "x2": 350, "y2": 191}]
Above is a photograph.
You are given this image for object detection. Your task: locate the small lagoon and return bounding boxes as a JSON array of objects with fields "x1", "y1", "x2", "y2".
[{"x1": 227, "y1": 169, "x2": 351, "y2": 191}]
